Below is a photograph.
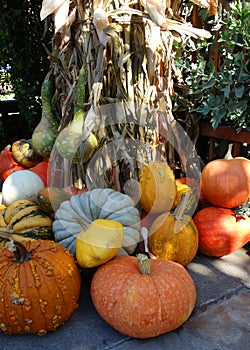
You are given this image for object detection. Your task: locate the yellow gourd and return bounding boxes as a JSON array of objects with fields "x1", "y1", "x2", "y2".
[
  {"x1": 76, "y1": 219, "x2": 124, "y2": 268},
  {"x1": 139, "y1": 162, "x2": 176, "y2": 214}
]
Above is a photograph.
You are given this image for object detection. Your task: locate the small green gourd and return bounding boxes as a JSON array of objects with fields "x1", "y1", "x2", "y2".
[
  {"x1": 31, "y1": 72, "x2": 58, "y2": 158},
  {"x1": 55, "y1": 64, "x2": 98, "y2": 163}
]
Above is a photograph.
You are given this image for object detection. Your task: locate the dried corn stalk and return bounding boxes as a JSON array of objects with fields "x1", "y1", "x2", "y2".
[{"x1": 41, "y1": 0, "x2": 211, "y2": 191}]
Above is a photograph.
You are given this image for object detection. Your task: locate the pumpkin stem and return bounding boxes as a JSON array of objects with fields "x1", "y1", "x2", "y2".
[
  {"x1": 9, "y1": 240, "x2": 33, "y2": 264},
  {"x1": 137, "y1": 253, "x2": 151, "y2": 275},
  {"x1": 173, "y1": 192, "x2": 191, "y2": 220}
]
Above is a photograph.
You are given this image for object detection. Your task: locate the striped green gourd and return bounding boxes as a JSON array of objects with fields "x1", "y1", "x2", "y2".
[
  {"x1": 31, "y1": 72, "x2": 58, "y2": 158},
  {"x1": 55, "y1": 64, "x2": 98, "y2": 163}
]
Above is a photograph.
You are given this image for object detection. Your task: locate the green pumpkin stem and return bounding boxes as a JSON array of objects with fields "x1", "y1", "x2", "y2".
[
  {"x1": 137, "y1": 253, "x2": 151, "y2": 275},
  {"x1": 174, "y1": 192, "x2": 191, "y2": 220}
]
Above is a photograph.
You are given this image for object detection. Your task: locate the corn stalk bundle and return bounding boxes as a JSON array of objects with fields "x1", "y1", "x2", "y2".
[{"x1": 40, "y1": 0, "x2": 211, "y2": 193}]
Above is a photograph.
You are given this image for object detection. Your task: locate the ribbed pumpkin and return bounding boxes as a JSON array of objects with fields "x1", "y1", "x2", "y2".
[
  {"x1": 0, "y1": 239, "x2": 81, "y2": 335},
  {"x1": 53, "y1": 188, "x2": 141, "y2": 256},
  {"x1": 139, "y1": 162, "x2": 176, "y2": 214},
  {"x1": 12, "y1": 139, "x2": 43, "y2": 168},
  {"x1": 193, "y1": 205, "x2": 250, "y2": 257},
  {"x1": 91, "y1": 254, "x2": 196, "y2": 338},
  {"x1": 148, "y1": 193, "x2": 199, "y2": 266},
  {"x1": 201, "y1": 157, "x2": 250, "y2": 208},
  {"x1": 0, "y1": 199, "x2": 53, "y2": 240}
]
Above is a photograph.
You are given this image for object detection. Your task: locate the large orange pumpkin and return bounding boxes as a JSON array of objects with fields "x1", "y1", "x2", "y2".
[
  {"x1": 201, "y1": 157, "x2": 250, "y2": 208},
  {"x1": 0, "y1": 239, "x2": 81, "y2": 335},
  {"x1": 193, "y1": 206, "x2": 250, "y2": 257},
  {"x1": 91, "y1": 254, "x2": 196, "y2": 338}
]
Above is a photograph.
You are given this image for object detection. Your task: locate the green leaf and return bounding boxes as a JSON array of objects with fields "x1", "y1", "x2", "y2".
[{"x1": 234, "y1": 85, "x2": 245, "y2": 98}]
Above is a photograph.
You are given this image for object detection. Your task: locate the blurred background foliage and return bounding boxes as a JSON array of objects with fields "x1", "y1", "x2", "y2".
[{"x1": 0, "y1": 0, "x2": 52, "y2": 132}]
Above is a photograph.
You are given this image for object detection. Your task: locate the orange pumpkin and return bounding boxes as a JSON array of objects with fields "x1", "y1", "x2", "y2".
[
  {"x1": 91, "y1": 254, "x2": 196, "y2": 338},
  {"x1": 201, "y1": 157, "x2": 250, "y2": 208},
  {"x1": 148, "y1": 193, "x2": 199, "y2": 266},
  {"x1": 30, "y1": 161, "x2": 49, "y2": 186},
  {"x1": 193, "y1": 206, "x2": 250, "y2": 257},
  {"x1": 0, "y1": 148, "x2": 26, "y2": 182},
  {"x1": 0, "y1": 239, "x2": 81, "y2": 335}
]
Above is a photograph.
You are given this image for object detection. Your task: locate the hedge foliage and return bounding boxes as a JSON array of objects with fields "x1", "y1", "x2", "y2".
[{"x1": 0, "y1": 0, "x2": 52, "y2": 132}]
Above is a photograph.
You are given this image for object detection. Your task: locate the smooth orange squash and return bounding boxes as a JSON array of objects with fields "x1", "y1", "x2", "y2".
[
  {"x1": 91, "y1": 254, "x2": 196, "y2": 338},
  {"x1": 193, "y1": 206, "x2": 250, "y2": 257},
  {"x1": 201, "y1": 157, "x2": 250, "y2": 208}
]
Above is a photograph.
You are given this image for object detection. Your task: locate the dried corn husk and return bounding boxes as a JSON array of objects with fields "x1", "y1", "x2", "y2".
[{"x1": 40, "y1": 0, "x2": 207, "y2": 190}]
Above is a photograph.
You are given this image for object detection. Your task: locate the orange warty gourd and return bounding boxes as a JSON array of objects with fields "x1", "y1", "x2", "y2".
[
  {"x1": 148, "y1": 193, "x2": 199, "y2": 266},
  {"x1": 0, "y1": 240, "x2": 81, "y2": 335},
  {"x1": 201, "y1": 157, "x2": 250, "y2": 208},
  {"x1": 139, "y1": 162, "x2": 176, "y2": 213},
  {"x1": 193, "y1": 206, "x2": 250, "y2": 257},
  {"x1": 91, "y1": 254, "x2": 196, "y2": 339}
]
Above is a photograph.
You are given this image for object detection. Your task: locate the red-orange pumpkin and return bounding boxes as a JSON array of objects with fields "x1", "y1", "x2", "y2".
[
  {"x1": 201, "y1": 157, "x2": 250, "y2": 208},
  {"x1": 0, "y1": 239, "x2": 81, "y2": 335},
  {"x1": 30, "y1": 161, "x2": 49, "y2": 186},
  {"x1": 0, "y1": 148, "x2": 26, "y2": 182},
  {"x1": 91, "y1": 254, "x2": 196, "y2": 338},
  {"x1": 193, "y1": 206, "x2": 250, "y2": 257}
]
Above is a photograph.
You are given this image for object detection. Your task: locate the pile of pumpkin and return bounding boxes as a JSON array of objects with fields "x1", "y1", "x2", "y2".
[
  {"x1": 0, "y1": 152, "x2": 249, "y2": 338},
  {"x1": 0, "y1": 138, "x2": 49, "y2": 187}
]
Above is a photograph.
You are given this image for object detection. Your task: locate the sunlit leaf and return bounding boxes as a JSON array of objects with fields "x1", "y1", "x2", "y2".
[{"x1": 40, "y1": 0, "x2": 66, "y2": 21}]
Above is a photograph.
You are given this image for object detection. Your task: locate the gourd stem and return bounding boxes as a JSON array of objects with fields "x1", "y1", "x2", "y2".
[
  {"x1": 137, "y1": 254, "x2": 151, "y2": 275},
  {"x1": 174, "y1": 192, "x2": 191, "y2": 220}
]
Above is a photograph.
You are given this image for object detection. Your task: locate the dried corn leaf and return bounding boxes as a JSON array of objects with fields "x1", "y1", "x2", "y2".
[
  {"x1": 40, "y1": 0, "x2": 66, "y2": 21},
  {"x1": 54, "y1": 0, "x2": 70, "y2": 33}
]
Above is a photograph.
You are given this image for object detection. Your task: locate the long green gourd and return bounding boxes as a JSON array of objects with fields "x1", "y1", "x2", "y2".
[
  {"x1": 31, "y1": 73, "x2": 58, "y2": 158},
  {"x1": 55, "y1": 63, "x2": 98, "y2": 163}
]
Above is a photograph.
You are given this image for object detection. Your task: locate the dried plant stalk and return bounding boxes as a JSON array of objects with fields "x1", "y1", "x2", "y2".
[{"x1": 43, "y1": 0, "x2": 209, "y2": 190}]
